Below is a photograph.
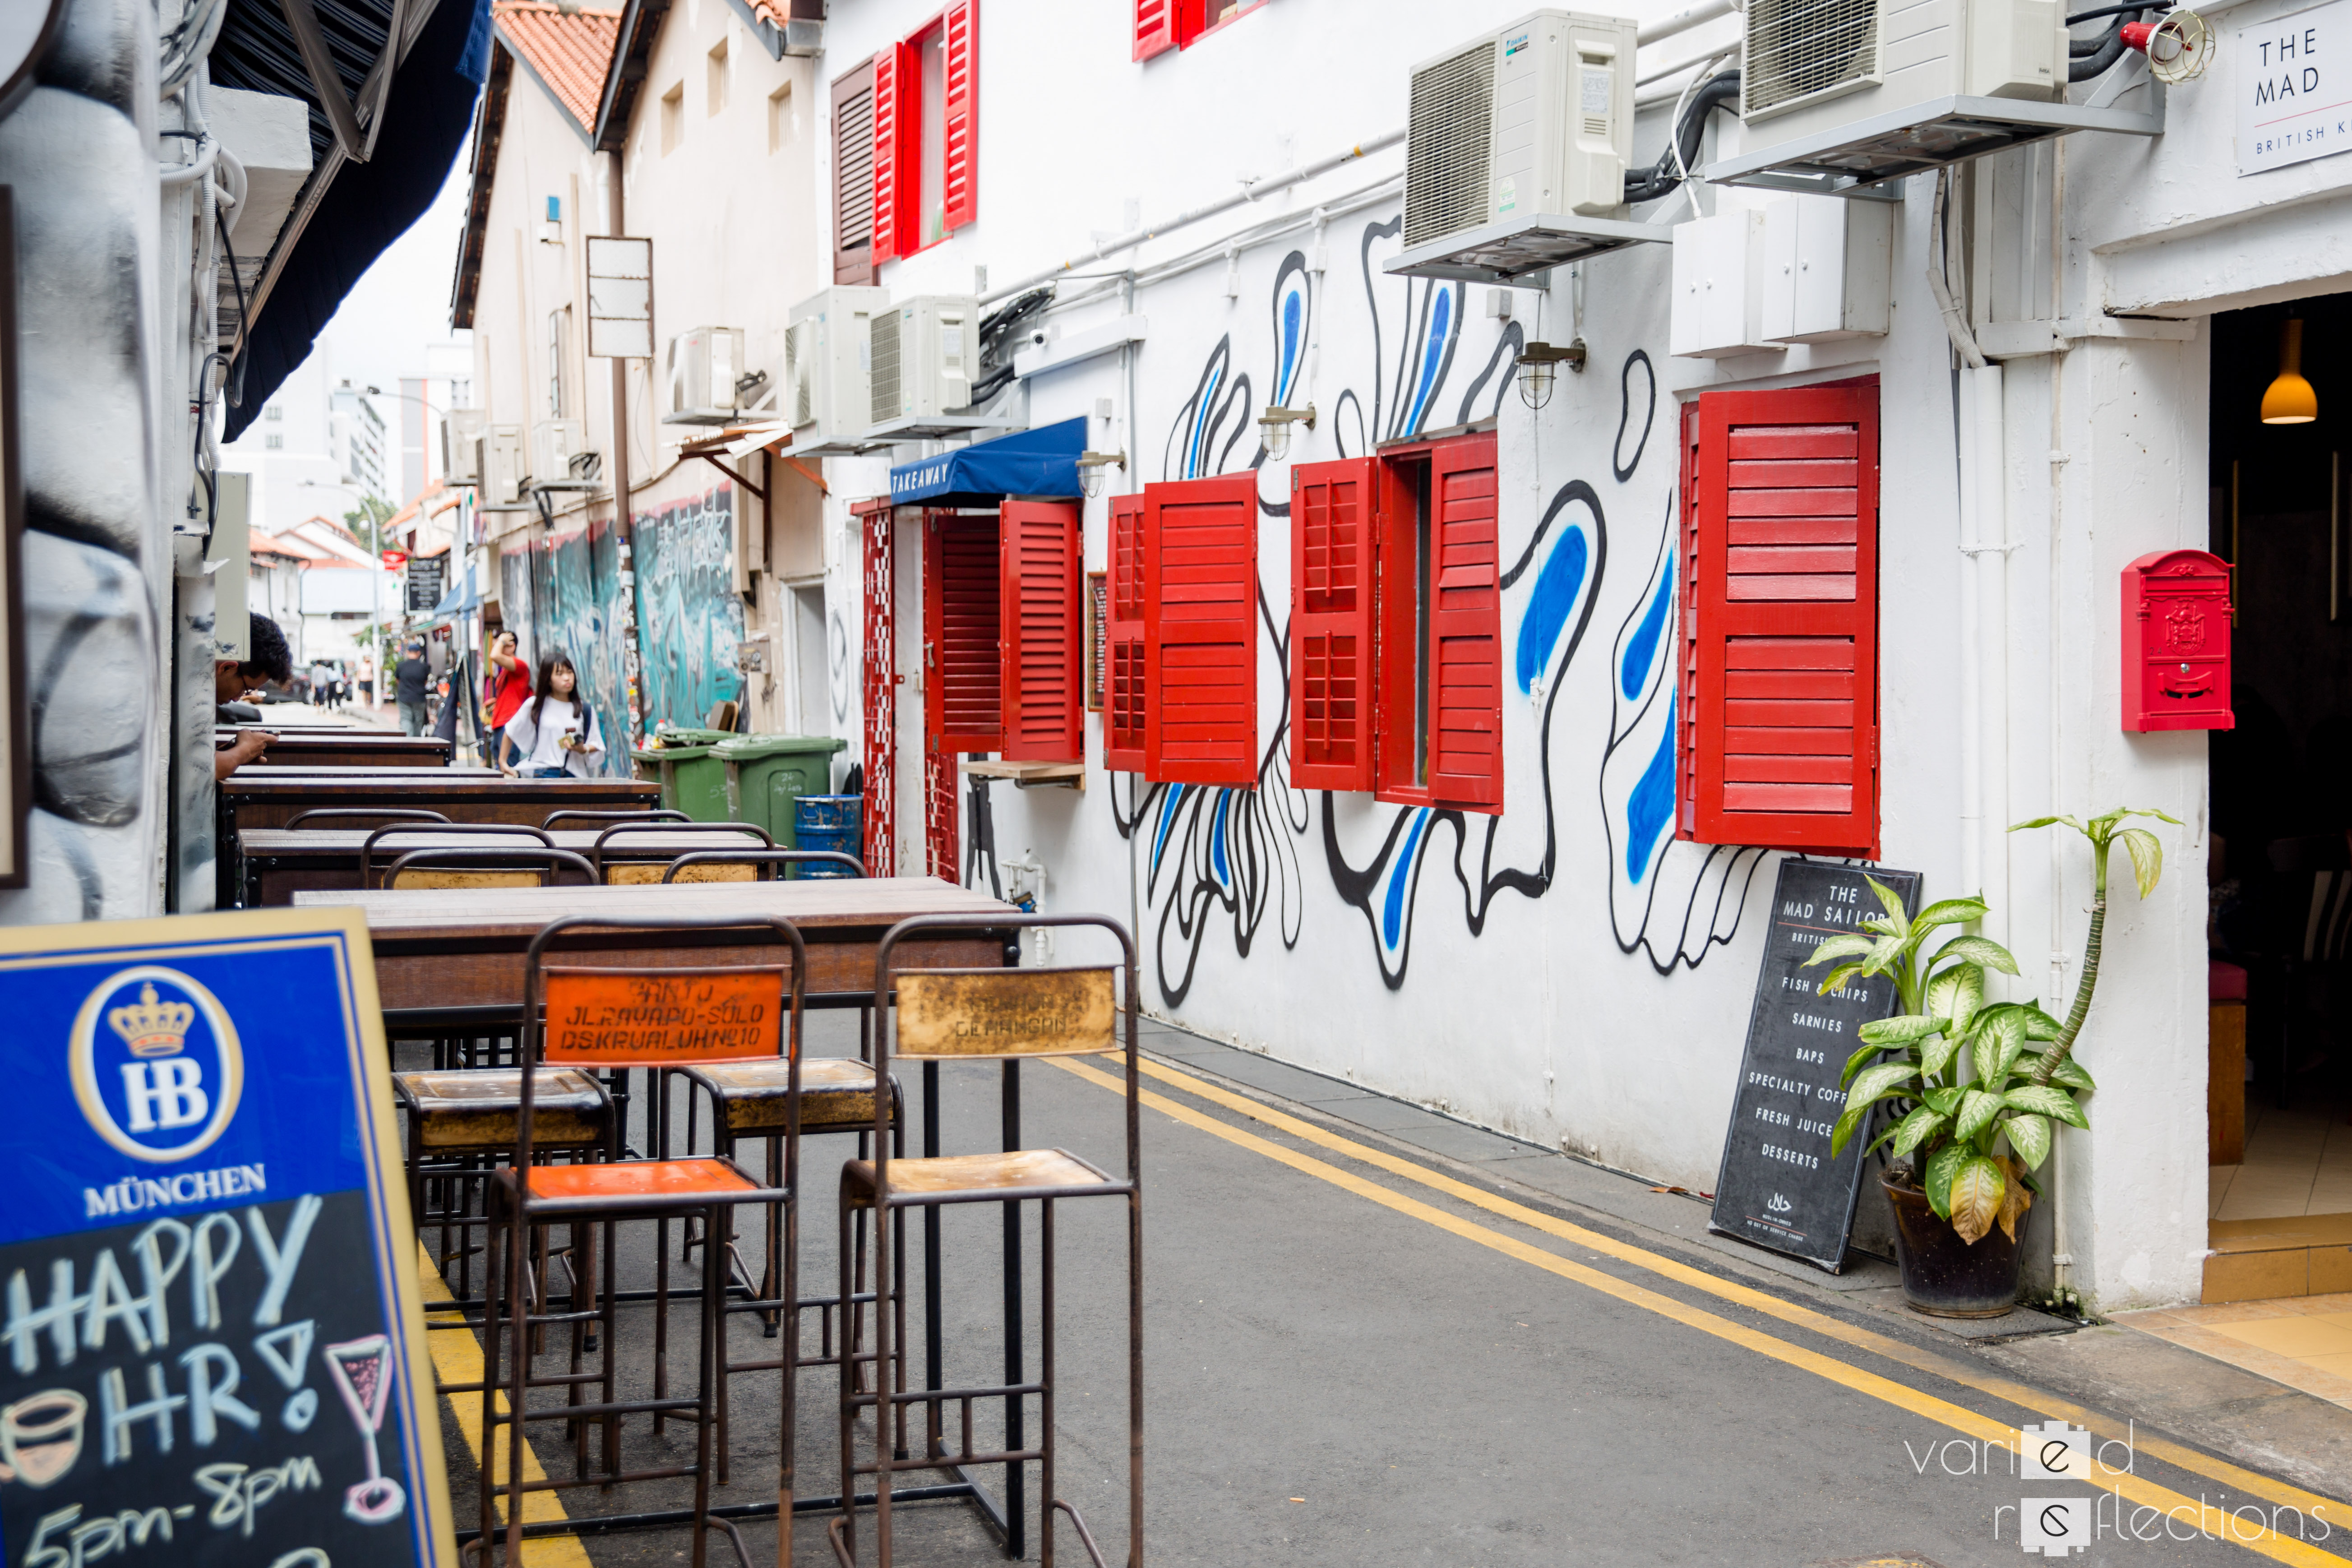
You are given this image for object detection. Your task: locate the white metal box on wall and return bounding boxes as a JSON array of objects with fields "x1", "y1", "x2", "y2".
[
  {"x1": 667, "y1": 326, "x2": 747, "y2": 421},
  {"x1": 786, "y1": 286, "x2": 889, "y2": 448},
  {"x1": 485, "y1": 425, "x2": 526, "y2": 504},
  {"x1": 868, "y1": 295, "x2": 978, "y2": 428},
  {"x1": 445, "y1": 408, "x2": 484, "y2": 484},
  {"x1": 1737, "y1": 0, "x2": 2067, "y2": 138},
  {"x1": 1759, "y1": 196, "x2": 1893, "y2": 342},
  {"x1": 1671, "y1": 210, "x2": 1779, "y2": 358},
  {"x1": 532, "y1": 420, "x2": 586, "y2": 484},
  {"x1": 1402, "y1": 8, "x2": 1640, "y2": 249}
]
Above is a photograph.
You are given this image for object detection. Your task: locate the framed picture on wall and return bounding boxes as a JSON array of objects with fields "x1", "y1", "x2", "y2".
[
  {"x1": 0, "y1": 188, "x2": 27, "y2": 888},
  {"x1": 1085, "y1": 569, "x2": 1107, "y2": 712}
]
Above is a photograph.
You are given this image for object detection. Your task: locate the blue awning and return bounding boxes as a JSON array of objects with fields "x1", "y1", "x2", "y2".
[
  {"x1": 428, "y1": 574, "x2": 482, "y2": 620},
  {"x1": 889, "y1": 418, "x2": 1086, "y2": 507}
]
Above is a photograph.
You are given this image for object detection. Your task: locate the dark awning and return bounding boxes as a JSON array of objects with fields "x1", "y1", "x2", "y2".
[
  {"x1": 216, "y1": 0, "x2": 492, "y2": 441},
  {"x1": 889, "y1": 417, "x2": 1084, "y2": 507}
]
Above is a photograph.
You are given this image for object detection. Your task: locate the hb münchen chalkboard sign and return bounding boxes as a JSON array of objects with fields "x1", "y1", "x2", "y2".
[
  {"x1": 1710, "y1": 860, "x2": 1922, "y2": 1271},
  {"x1": 0, "y1": 908, "x2": 453, "y2": 1568}
]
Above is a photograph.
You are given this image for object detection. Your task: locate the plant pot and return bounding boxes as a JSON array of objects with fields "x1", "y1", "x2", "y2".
[{"x1": 1883, "y1": 1173, "x2": 2021, "y2": 1318}]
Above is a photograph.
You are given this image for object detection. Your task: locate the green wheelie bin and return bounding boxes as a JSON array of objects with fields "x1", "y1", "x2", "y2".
[
  {"x1": 713, "y1": 734, "x2": 847, "y2": 851},
  {"x1": 630, "y1": 726, "x2": 736, "y2": 820}
]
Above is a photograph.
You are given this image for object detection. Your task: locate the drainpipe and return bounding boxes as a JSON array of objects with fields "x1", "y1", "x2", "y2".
[
  {"x1": 2046, "y1": 138, "x2": 2074, "y2": 1300},
  {"x1": 1971, "y1": 362, "x2": 2011, "y2": 957}
]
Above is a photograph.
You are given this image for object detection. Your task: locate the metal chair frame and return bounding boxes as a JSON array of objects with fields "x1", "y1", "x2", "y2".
[
  {"x1": 662, "y1": 849, "x2": 870, "y2": 883},
  {"x1": 286, "y1": 806, "x2": 452, "y2": 830},
  {"x1": 384, "y1": 846, "x2": 599, "y2": 889},
  {"x1": 361, "y1": 822, "x2": 554, "y2": 888},
  {"x1": 544, "y1": 808, "x2": 692, "y2": 831},
  {"x1": 832, "y1": 912, "x2": 1142, "y2": 1568},
  {"x1": 592, "y1": 822, "x2": 775, "y2": 883}
]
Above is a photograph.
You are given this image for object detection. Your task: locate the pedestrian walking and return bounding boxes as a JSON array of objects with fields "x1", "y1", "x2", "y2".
[
  {"x1": 393, "y1": 639, "x2": 431, "y2": 736},
  {"x1": 498, "y1": 650, "x2": 604, "y2": 777},
  {"x1": 358, "y1": 651, "x2": 374, "y2": 708},
  {"x1": 481, "y1": 630, "x2": 532, "y2": 769}
]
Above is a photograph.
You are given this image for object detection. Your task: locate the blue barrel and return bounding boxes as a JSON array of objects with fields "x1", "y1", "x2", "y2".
[{"x1": 793, "y1": 795, "x2": 863, "y2": 879}]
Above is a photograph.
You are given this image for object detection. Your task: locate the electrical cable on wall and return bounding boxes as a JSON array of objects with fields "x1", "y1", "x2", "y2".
[{"x1": 1623, "y1": 69, "x2": 1742, "y2": 206}]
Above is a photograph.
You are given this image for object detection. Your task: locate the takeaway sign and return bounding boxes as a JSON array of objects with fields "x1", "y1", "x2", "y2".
[
  {"x1": 0, "y1": 908, "x2": 453, "y2": 1568},
  {"x1": 2240, "y1": 0, "x2": 2352, "y2": 174}
]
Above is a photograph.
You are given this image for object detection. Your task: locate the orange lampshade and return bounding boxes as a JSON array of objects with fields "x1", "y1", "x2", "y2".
[{"x1": 2263, "y1": 318, "x2": 2318, "y2": 425}]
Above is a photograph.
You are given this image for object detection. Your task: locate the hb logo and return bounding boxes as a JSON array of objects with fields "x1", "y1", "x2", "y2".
[{"x1": 68, "y1": 967, "x2": 243, "y2": 1162}]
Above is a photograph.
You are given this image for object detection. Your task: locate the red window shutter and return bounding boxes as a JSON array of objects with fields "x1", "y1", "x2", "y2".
[
  {"x1": 941, "y1": 0, "x2": 979, "y2": 232},
  {"x1": 869, "y1": 42, "x2": 904, "y2": 264},
  {"x1": 856, "y1": 498, "x2": 897, "y2": 877},
  {"x1": 1105, "y1": 494, "x2": 1148, "y2": 771},
  {"x1": 999, "y1": 500, "x2": 1081, "y2": 763},
  {"x1": 1289, "y1": 457, "x2": 1377, "y2": 791},
  {"x1": 1145, "y1": 472, "x2": 1258, "y2": 786},
  {"x1": 924, "y1": 510, "x2": 1002, "y2": 755},
  {"x1": 1133, "y1": 0, "x2": 1178, "y2": 59},
  {"x1": 1426, "y1": 432, "x2": 1503, "y2": 810},
  {"x1": 1678, "y1": 398, "x2": 1701, "y2": 837},
  {"x1": 1685, "y1": 383, "x2": 1879, "y2": 854},
  {"x1": 830, "y1": 62, "x2": 878, "y2": 285}
]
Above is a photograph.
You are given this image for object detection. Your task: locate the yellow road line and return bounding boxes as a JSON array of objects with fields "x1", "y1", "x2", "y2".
[
  {"x1": 1119, "y1": 1050, "x2": 2352, "y2": 1526},
  {"x1": 1053, "y1": 1057, "x2": 2347, "y2": 1566},
  {"x1": 418, "y1": 1243, "x2": 596, "y2": 1568}
]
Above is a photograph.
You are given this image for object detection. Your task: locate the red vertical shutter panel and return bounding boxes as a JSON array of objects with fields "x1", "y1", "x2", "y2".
[
  {"x1": 857, "y1": 499, "x2": 897, "y2": 876},
  {"x1": 1133, "y1": 0, "x2": 1178, "y2": 59},
  {"x1": 1678, "y1": 398, "x2": 1701, "y2": 837},
  {"x1": 869, "y1": 43, "x2": 902, "y2": 264},
  {"x1": 924, "y1": 510, "x2": 1001, "y2": 754},
  {"x1": 1145, "y1": 472, "x2": 1258, "y2": 786},
  {"x1": 1289, "y1": 457, "x2": 1377, "y2": 791},
  {"x1": 1687, "y1": 384, "x2": 1878, "y2": 854},
  {"x1": 1000, "y1": 500, "x2": 1082, "y2": 763},
  {"x1": 941, "y1": 0, "x2": 978, "y2": 232},
  {"x1": 1426, "y1": 432, "x2": 1503, "y2": 810},
  {"x1": 1105, "y1": 494, "x2": 1148, "y2": 772},
  {"x1": 830, "y1": 63, "x2": 878, "y2": 285}
]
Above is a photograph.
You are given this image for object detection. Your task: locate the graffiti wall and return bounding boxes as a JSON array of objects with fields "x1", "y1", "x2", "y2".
[
  {"x1": 496, "y1": 513, "x2": 632, "y2": 777},
  {"x1": 632, "y1": 485, "x2": 744, "y2": 731}
]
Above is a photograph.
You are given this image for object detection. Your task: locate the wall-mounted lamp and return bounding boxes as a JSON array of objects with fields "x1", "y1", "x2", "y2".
[
  {"x1": 1258, "y1": 403, "x2": 1316, "y2": 462},
  {"x1": 1516, "y1": 340, "x2": 1587, "y2": 411},
  {"x1": 1076, "y1": 449, "x2": 1126, "y2": 500},
  {"x1": 2263, "y1": 318, "x2": 2318, "y2": 426}
]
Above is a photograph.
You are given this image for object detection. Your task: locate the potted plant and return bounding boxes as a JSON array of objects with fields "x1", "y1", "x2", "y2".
[{"x1": 1804, "y1": 809, "x2": 2174, "y2": 1316}]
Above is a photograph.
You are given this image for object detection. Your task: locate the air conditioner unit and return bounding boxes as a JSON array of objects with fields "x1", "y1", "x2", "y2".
[
  {"x1": 785, "y1": 286, "x2": 889, "y2": 452},
  {"x1": 1736, "y1": 0, "x2": 2066, "y2": 135},
  {"x1": 486, "y1": 424, "x2": 526, "y2": 503},
  {"x1": 533, "y1": 419, "x2": 587, "y2": 486},
  {"x1": 1400, "y1": 9, "x2": 1640, "y2": 253},
  {"x1": 868, "y1": 295, "x2": 978, "y2": 429},
  {"x1": 665, "y1": 325, "x2": 747, "y2": 423},
  {"x1": 445, "y1": 408, "x2": 484, "y2": 484}
]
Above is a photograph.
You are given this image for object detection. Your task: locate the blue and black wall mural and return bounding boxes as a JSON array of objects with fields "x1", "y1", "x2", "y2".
[{"x1": 632, "y1": 485, "x2": 745, "y2": 732}]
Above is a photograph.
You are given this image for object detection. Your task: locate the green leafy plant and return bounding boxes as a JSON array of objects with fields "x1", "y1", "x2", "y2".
[{"x1": 1803, "y1": 808, "x2": 2175, "y2": 1247}]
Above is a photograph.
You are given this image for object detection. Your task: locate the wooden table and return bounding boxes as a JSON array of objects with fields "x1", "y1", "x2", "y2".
[
  {"x1": 239, "y1": 826, "x2": 772, "y2": 905},
  {"x1": 294, "y1": 877, "x2": 1019, "y2": 1021},
  {"x1": 222, "y1": 730, "x2": 454, "y2": 768}
]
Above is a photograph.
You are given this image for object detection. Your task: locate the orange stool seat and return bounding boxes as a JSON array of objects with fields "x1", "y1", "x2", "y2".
[{"x1": 527, "y1": 1157, "x2": 760, "y2": 1202}]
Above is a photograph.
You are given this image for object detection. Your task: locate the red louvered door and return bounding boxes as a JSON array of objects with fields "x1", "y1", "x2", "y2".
[
  {"x1": 940, "y1": 1, "x2": 979, "y2": 232},
  {"x1": 1145, "y1": 472, "x2": 1258, "y2": 786},
  {"x1": 1000, "y1": 500, "x2": 1081, "y2": 763},
  {"x1": 869, "y1": 43, "x2": 905, "y2": 264},
  {"x1": 857, "y1": 498, "x2": 897, "y2": 876},
  {"x1": 1105, "y1": 494, "x2": 1147, "y2": 772},
  {"x1": 924, "y1": 510, "x2": 1000, "y2": 754},
  {"x1": 1684, "y1": 383, "x2": 1879, "y2": 854},
  {"x1": 1133, "y1": 0, "x2": 1178, "y2": 59},
  {"x1": 1426, "y1": 432, "x2": 1502, "y2": 809},
  {"x1": 1290, "y1": 457, "x2": 1377, "y2": 791}
]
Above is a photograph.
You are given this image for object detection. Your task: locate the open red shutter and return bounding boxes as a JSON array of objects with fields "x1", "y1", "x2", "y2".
[
  {"x1": 1426, "y1": 432, "x2": 1502, "y2": 810},
  {"x1": 1687, "y1": 383, "x2": 1878, "y2": 853},
  {"x1": 1106, "y1": 494, "x2": 1148, "y2": 771},
  {"x1": 1145, "y1": 472, "x2": 1258, "y2": 786},
  {"x1": 1133, "y1": 0, "x2": 1178, "y2": 59},
  {"x1": 1290, "y1": 457, "x2": 1377, "y2": 791},
  {"x1": 941, "y1": 0, "x2": 979, "y2": 232},
  {"x1": 1000, "y1": 500, "x2": 1081, "y2": 762},
  {"x1": 869, "y1": 43, "x2": 903, "y2": 264},
  {"x1": 924, "y1": 510, "x2": 1001, "y2": 754}
]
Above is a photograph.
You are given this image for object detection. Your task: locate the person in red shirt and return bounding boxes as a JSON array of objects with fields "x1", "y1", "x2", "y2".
[{"x1": 483, "y1": 630, "x2": 534, "y2": 768}]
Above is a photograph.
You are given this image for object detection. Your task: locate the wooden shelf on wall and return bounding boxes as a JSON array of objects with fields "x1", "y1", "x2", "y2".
[{"x1": 961, "y1": 760, "x2": 1085, "y2": 791}]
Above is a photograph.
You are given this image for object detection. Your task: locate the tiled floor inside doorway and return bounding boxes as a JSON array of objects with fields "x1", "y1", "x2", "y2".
[{"x1": 2205, "y1": 1095, "x2": 2352, "y2": 1303}]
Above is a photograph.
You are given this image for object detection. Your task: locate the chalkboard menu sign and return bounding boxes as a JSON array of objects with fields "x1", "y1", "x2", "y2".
[
  {"x1": 404, "y1": 555, "x2": 446, "y2": 615},
  {"x1": 1710, "y1": 859, "x2": 1922, "y2": 1271},
  {"x1": 0, "y1": 908, "x2": 453, "y2": 1567}
]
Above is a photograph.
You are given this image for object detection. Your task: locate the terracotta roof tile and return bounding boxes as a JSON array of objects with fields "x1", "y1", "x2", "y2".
[{"x1": 494, "y1": 1, "x2": 621, "y2": 134}]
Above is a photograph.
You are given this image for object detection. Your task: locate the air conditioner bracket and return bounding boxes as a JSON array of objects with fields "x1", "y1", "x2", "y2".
[
  {"x1": 1383, "y1": 212, "x2": 1674, "y2": 285},
  {"x1": 856, "y1": 413, "x2": 1023, "y2": 452},
  {"x1": 661, "y1": 407, "x2": 743, "y2": 426}
]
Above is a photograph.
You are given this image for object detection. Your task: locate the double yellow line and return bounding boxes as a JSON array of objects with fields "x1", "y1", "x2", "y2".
[{"x1": 1054, "y1": 1052, "x2": 2352, "y2": 1566}]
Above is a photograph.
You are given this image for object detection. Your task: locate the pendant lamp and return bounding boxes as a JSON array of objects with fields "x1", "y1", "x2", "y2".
[{"x1": 2262, "y1": 317, "x2": 2318, "y2": 425}]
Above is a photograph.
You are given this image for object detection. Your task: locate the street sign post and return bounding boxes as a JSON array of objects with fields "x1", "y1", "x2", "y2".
[{"x1": 0, "y1": 907, "x2": 455, "y2": 1567}]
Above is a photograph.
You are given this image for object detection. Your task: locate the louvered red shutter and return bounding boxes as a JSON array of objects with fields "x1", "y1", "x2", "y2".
[
  {"x1": 924, "y1": 510, "x2": 1001, "y2": 754},
  {"x1": 830, "y1": 61, "x2": 877, "y2": 285},
  {"x1": 941, "y1": 0, "x2": 979, "y2": 232},
  {"x1": 1426, "y1": 432, "x2": 1502, "y2": 810},
  {"x1": 1134, "y1": 0, "x2": 1178, "y2": 59},
  {"x1": 869, "y1": 43, "x2": 903, "y2": 265},
  {"x1": 1686, "y1": 383, "x2": 1878, "y2": 853},
  {"x1": 1145, "y1": 472, "x2": 1258, "y2": 786},
  {"x1": 1290, "y1": 457, "x2": 1377, "y2": 791},
  {"x1": 1105, "y1": 493, "x2": 1147, "y2": 772},
  {"x1": 1000, "y1": 500, "x2": 1081, "y2": 763}
]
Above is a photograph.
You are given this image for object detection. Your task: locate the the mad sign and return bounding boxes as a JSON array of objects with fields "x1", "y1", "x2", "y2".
[
  {"x1": 541, "y1": 967, "x2": 784, "y2": 1064},
  {"x1": 2239, "y1": 0, "x2": 2352, "y2": 175},
  {"x1": 0, "y1": 907, "x2": 455, "y2": 1568}
]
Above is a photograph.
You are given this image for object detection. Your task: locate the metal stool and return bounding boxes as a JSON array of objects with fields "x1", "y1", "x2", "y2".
[
  {"x1": 483, "y1": 913, "x2": 809, "y2": 1568},
  {"x1": 360, "y1": 822, "x2": 557, "y2": 890},
  {"x1": 285, "y1": 806, "x2": 452, "y2": 829},
  {"x1": 544, "y1": 807, "x2": 691, "y2": 831},
  {"x1": 593, "y1": 821, "x2": 774, "y2": 885},
  {"x1": 832, "y1": 913, "x2": 1143, "y2": 1568}
]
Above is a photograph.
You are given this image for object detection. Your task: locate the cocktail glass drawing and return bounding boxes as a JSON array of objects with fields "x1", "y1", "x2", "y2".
[{"x1": 324, "y1": 1335, "x2": 406, "y2": 1523}]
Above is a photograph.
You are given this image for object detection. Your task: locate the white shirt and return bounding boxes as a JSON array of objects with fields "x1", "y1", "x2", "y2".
[{"x1": 504, "y1": 697, "x2": 605, "y2": 775}]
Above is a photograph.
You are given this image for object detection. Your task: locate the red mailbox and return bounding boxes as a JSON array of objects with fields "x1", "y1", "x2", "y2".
[{"x1": 2121, "y1": 549, "x2": 2234, "y2": 732}]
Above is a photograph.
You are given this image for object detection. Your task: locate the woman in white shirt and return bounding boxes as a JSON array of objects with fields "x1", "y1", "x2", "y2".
[{"x1": 500, "y1": 651, "x2": 606, "y2": 777}]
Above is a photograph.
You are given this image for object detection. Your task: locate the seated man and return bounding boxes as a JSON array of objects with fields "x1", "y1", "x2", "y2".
[{"x1": 214, "y1": 613, "x2": 294, "y2": 780}]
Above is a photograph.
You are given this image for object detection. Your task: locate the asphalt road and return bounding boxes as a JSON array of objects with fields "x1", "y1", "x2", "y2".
[{"x1": 418, "y1": 1008, "x2": 2350, "y2": 1568}]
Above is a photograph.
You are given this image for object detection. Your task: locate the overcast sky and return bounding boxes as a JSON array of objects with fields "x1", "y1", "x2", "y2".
[{"x1": 304, "y1": 134, "x2": 475, "y2": 397}]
